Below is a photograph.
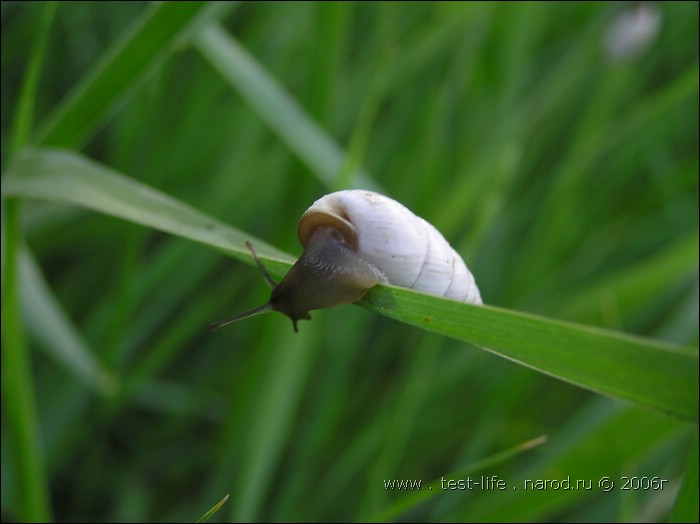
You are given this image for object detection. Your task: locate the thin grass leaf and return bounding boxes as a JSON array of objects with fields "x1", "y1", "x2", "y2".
[
  {"x1": 230, "y1": 327, "x2": 318, "y2": 521},
  {"x1": 303, "y1": 2, "x2": 348, "y2": 124},
  {"x1": 9, "y1": 1, "x2": 57, "y2": 154},
  {"x1": 1, "y1": 202, "x2": 53, "y2": 523},
  {"x1": 669, "y1": 429, "x2": 699, "y2": 523},
  {"x1": 4, "y1": 148, "x2": 697, "y2": 423},
  {"x1": 367, "y1": 435, "x2": 548, "y2": 523},
  {"x1": 2, "y1": 148, "x2": 292, "y2": 268},
  {"x1": 19, "y1": 246, "x2": 118, "y2": 396},
  {"x1": 336, "y1": 47, "x2": 393, "y2": 190},
  {"x1": 534, "y1": 232, "x2": 699, "y2": 326},
  {"x1": 1, "y1": 4, "x2": 57, "y2": 520},
  {"x1": 194, "y1": 23, "x2": 380, "y2": 191},
  {"x1": 195, "y1": 494, "x2": 229, "y2": 524},
  {"x1": 522, "y1": 64, "x2": 699, "y2": 281},
  {"x1": 458, "y1": 400, "x2": 688, "y2": 521},
  {"x1": 34, "y1": 2, "x2": 228, "y2": 148}
]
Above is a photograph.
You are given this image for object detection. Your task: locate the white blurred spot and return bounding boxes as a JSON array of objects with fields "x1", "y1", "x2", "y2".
[{"x1": 604, "y1": 3, "x2": 662, "y2": 62}]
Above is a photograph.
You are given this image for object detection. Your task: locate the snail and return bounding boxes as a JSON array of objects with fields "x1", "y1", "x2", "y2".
[{"x1": 210, "y1": 190, "x2": 482, "y2": 332}]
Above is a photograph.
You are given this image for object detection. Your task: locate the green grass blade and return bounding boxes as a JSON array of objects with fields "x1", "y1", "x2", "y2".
[
  {"x1": 230, "y1": 328, "x2": 318, "y2": 522},
  {"x1": 1, "y1": 201, "x2": 53, "y2": 522},
  {"x1": 195, "y1": 494, "x2": 229, "y2": 524},
  {"x1": 194, "y1": 23, "x2": 379, "y2": 190},
  {"x1": 19, "y1": 246, "x2": 118, "y2": 396},
  {"x1": 2, "y1": 148, "x2": 293, "y2": 269},
  {"x1": 669, "y1": 429, "x2": 699, "y2": 523},
  {"x1": 367, "y1": 435, "x2": 548, "y2": 522},
  {"x1": 360, "y1": 286, "x2": 698, "y2": 422},
  {"x1": 540, "y1": 232, "x2": 699, "y2": 328},
  {"x1": 2, "y1": 4, "x2": 57, "y2": 519},
  {"x1": 4, "y1": 148, "x2": 697, "y2": 422},
  {"x1": 34, "y1": 2, "x2": 222, "y2": 148},
  {"x1": 9, "y1": 1, "x2": 57, "y2": 154},
  {"x1": 458, "y1": 400, "x2": 687, "y2": 521}
]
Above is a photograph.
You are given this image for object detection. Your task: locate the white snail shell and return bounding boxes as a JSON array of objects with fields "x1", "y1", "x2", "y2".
[
  {"x1": 211, "y1": 189, "x2": 482, "y2": 332},
  {"x1": 298, "y1": 190, "x2": 482, "y2": 304}
]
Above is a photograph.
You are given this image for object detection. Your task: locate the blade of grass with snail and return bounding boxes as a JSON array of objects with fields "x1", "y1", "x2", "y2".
[{"x1": 3, "y1": 148, "x2": 697, "y2": 423}]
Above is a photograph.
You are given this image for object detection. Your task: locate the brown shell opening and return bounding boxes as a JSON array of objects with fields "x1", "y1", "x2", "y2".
[{"x1": 297, "y1": 210, "x2": 358, "y2": 251}]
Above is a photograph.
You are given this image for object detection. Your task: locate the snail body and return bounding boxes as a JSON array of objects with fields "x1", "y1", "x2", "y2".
[{"x1": 211, "y1": 190, "x2": 482, "y2": 332}]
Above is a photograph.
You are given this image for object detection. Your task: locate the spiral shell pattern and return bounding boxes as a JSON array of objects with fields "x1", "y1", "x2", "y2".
[{"x1": 298, "y1": 190, "x2": 482, "y2": 304}]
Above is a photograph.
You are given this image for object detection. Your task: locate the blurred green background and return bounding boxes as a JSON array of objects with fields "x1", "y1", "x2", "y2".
[{"x1": 1, "y1": 1, "x2": 698, "y2": 522}]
